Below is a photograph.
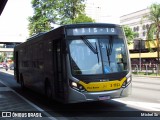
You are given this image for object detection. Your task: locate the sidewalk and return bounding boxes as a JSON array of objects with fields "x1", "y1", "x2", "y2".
[
  {"x1": 132, "y1": 74, "x2": 160, "y2": 78},
  {"x1": 0, "y1": 69, "x2": 54, "y2": 119},
  {"x1": 0, "y1": 68, "x2": 14, "y2": 75}
]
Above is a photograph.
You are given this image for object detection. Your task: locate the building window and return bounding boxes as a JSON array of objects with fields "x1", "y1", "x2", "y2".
[
  {"x1": 136, "y1": 26, "x2": 139, "y2": 31},
  {"x1": 142, "y1": 25, "x2": 145, "y2": 30},
  {"x1": 133, "y1": 26, "x2": 139, "y2": 32},
  {"x1": 143, "y1": 31, "x2": 146, "y2": 36},
  {"x1": 146, "y1": 24, "x2": 149, "y2": 29},
  {"x1": 137, "y1": 33, "x2": 139, "y2": 37}
]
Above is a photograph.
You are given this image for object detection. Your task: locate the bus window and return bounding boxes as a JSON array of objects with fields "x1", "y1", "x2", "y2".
[
  {"x1": 69, "y1": 36, "x2": 128, "y2": 75},
  {"x1": 69, "y1": 39, "x2": 102, "y2": 75},
  {"x1": 100, "y1": 36, "x2": 128, "y2": 73}
]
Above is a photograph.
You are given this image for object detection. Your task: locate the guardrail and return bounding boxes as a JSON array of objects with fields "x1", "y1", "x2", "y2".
[{"x1": 131, "y1": 64, "x2": 159, "y2": 76}]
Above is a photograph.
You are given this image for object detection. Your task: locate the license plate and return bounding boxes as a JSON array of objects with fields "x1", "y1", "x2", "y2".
[{"x1": 98, "y1": 95, "x2": 111, "y2": 100}]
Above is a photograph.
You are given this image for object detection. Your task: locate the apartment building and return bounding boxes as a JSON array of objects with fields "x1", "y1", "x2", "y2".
[{"x1": 120, "y1": 8, "x2": 158, "y2": 68}]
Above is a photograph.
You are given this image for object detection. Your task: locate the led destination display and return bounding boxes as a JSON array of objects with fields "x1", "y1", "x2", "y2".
[{"x1": 67, "y1": 27, "x2": 121, "y2": 36}]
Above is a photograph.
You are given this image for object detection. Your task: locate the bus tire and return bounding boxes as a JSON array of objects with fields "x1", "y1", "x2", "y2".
[
  {"x1": 45, "y1": 81, "x2": 52, "y2": 100},
  {"x1": 20, "y1": 74, "x2": 25, "y2": 90}
]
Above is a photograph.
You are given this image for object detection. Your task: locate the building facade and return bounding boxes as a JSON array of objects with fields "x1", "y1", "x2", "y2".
[
  {"x1": 120, "y1": 8, "x2": 152, "y2": 40},
  {"x1": 120, "y1": 8, "x2": 158, "y2": 70}
]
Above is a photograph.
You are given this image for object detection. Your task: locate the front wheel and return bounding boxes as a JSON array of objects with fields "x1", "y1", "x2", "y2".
[
  {"x1": 45, "y1": 83, "x2": 52, "y2": 99},
  {"x1": 20, "y1": 75, "x2": 25, "y2": 90}
]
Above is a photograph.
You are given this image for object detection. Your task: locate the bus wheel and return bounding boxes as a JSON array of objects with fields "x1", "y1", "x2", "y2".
[
  {"x1": 20, "y1": 75, "x2": 25, "y2": 90},
  {"x1": 45, "y1": 82, "x2": 52, "y2": 99}
]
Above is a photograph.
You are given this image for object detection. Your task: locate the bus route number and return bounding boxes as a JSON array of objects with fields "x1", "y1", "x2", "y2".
[{"x1": 110, "y1": 83, "x2": 120, "y2": 88}]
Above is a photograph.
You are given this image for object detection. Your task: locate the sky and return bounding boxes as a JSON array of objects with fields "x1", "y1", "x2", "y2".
[{"x1": 0, "y1": 0, "x2": 159, "y2": 42}]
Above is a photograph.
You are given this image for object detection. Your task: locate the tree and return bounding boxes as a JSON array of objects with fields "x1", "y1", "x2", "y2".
[
  {"x1": 72, "y1": 14, "x2": 95, "y2": 24},
  {"x1": 28, "y1": 0, "x2": 52, "y2": 36},
  {"x1": 0, "y1": 52, "x2": 7, "y2": 62},
  {"x1": 0, "y1": 55, "x2": 4, "y2": 62},
  {"x1": 28, "y1": 0, "x2": 86, "y2": 36},
  {"x1": 145, "y1": 3, "x2": 160, "y2": 73},
  {"x1": 57, "y1": 0, "x2": 85, "y2": 24},
  {"x1": 122, "y1": 25, "x2": 137, "y2": 45}
]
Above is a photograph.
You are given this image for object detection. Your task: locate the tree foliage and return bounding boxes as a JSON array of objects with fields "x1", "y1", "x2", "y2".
[
  {"x1": 72, "y1": 14, "x2": 95, "y2": 24},
  {"x1": 57, "y1": 0, "x2": 86, "y2": 24},
  {"x1": 0, "y1": 55, "x2": 4, "y2": 62},
  {"x1": 145, "y1": 3, "x2": 160, "y2": 64},
  {"x1": 122, "y1": 25, "x2": 137, "y2": 45},
  {"x1": 146, "y1": 3, "x2": 160, "y2": 41},
  {"x1": 0, "y1": 52, "x2": 6, "y2": 62},
  {"x1": 28, "y1": 0, "x2": 52, "y2": 36},
  {"x1": 28, "y1": 0, "x2": 92, "y2": 36}
]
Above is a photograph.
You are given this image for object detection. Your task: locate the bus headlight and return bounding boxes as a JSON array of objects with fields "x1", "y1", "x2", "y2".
[
  {"x1": 71, "y1": 82, "x2": 77, "y2": 87},
  {"x1": 127, "y1": 77, "x2": 131, "y2": 84},
  {"x1": 122, "y1": 77, "x2": 132, "y2": 88},
  {"x1": 70, "y1": 81, "x2": 86, "y2": 92}
]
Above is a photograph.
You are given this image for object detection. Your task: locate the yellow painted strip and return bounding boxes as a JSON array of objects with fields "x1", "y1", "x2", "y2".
[{"x1": 79, "y1": 77, "x2": 126, "y2": 92}]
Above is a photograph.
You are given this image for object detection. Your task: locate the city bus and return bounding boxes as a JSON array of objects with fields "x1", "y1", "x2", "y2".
[{"x1": 14, "y1": 23, "x2": 132, "y2": 103}]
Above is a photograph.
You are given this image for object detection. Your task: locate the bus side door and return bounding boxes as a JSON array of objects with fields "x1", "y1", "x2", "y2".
[
  {"x1": 53, "y1": 40, "x2": 65, "y2": 99},
  {"x1": 14, "y1": 51, "x2": 19, "y2": 82}
]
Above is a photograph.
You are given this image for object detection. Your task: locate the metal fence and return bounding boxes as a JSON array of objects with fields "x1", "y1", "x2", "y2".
[{"x1": 131, "y1": 64, "x2": 159, "y2": 76}]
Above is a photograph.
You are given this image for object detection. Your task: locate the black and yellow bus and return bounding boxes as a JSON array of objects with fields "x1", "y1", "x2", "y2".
[{"x1": 14, "y1": 23, "x2": 132, "y2": 103}]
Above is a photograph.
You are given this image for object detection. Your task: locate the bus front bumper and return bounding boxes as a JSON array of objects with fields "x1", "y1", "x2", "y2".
[{"x1": 67, "y1": 82, "x2": 132, "y2": 103}]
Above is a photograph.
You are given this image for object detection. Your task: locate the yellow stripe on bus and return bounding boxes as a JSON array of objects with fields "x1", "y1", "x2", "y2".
[{"x1": 79, "y1": 77, "x2": 126, "y2": 92}]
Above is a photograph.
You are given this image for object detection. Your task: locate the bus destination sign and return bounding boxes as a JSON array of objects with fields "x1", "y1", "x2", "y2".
[{"x1": 67, "y1": 27, "x2": 119, "y2": 36}]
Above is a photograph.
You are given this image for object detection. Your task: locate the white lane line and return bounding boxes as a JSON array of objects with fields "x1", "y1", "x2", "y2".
[
  {"x1": 0, "y1": 79, "x2": 57, "y2": 120},
  {"x1": 0, "y1": 87, "x2": 12, "y2": 91},
  {"x1": 114, "y1": 99, "x2": 160, "y2": 111}
]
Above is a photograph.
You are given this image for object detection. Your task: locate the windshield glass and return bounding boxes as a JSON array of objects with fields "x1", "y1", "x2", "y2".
[{"x1": 68, "y1": 36, "x2": 128, "y2": 75}]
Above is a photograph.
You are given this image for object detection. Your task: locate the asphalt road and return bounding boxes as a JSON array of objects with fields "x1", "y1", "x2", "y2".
[{"x1": 0, "y1": 69, "x2": 160, "y2": 120}]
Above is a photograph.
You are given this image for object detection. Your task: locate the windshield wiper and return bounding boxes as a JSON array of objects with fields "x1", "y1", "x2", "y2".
[
  {"x1": 106, "y1": 36, "x2": 113, "y2": 66},
  {"x1": 80, "y1": 36, "x2": 99, "y2": 63},
  {"x1": 80, "y1": 36, "x2": 98, "y2": 54}
]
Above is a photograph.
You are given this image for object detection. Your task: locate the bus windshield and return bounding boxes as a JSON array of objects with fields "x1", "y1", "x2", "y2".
[{"x1": 68, "y1": 36, "x2": 128, "y2": 75}]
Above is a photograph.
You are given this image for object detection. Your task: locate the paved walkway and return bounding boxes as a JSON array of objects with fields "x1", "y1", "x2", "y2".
[
  {"x1": 0, "y1": 68, "x2": 14, "y2": 75},
  {"x1": 0, "y1": 69, "x2": 55, "y2": 120}
]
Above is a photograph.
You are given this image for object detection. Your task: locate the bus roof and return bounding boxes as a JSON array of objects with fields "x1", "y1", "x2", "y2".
[
  {"x1": 27, "y1": 32, "x2": 46, "y2": 41},
  {"x1": 63, "y1": 23, "x2": 120, "y2": 28},
  {"x1": 26, "y1": 23, "x2": 121, "y2": 42}
]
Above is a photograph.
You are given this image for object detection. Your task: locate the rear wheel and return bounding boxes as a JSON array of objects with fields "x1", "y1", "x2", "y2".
[
  {"x1": 45, "y1": 82, "x2": 52, "y2": 99},
  {"x1": 20, "y1": 74, "x2": 25, "y2": 90}
]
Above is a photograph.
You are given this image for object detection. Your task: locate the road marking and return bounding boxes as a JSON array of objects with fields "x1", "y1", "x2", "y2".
[
  {"x1": 0, "y1": 79, "x2": 57, "y2": 120},
  {"x1": 0, "y1": 87, "x2": 12, "y2": 91},
  {"x1": 114, "y1": 99, "x2": 160, "y2": 111}
]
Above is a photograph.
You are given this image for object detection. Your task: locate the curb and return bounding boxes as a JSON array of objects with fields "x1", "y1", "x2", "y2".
[
  {"x1": 132, "y1": 75, "x2": 160, "y2": 78},
  {"x1": 0, "y1": 69, "x2": 14, "y2": 75}
]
